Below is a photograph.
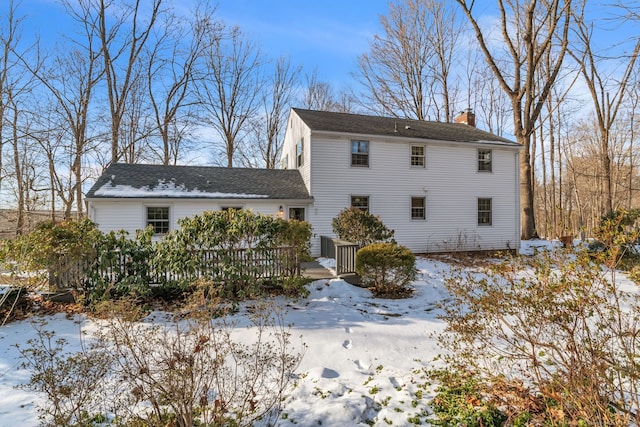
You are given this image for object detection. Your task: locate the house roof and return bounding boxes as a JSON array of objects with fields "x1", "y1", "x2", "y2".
[
  {"x1": 86, "y1": 163, "x2": 313, "y2": 200},
  {"x1": 292, "y1": 108, "x2": 518, "y2": 146}
]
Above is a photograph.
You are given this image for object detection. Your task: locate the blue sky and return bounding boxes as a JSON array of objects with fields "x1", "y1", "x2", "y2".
[
  {"x1": 214, "y1": 0, "x2": 388, "y2": 88},
  {"x1": 12, "y1": 0, "x2": 389, "y2": 91}
]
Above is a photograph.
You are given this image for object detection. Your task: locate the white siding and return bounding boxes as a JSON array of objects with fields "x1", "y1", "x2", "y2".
[
  {"x1": 282, "y1": 112, "x2": 312, "y2": 191},
  {"x1": 89, "y1": 199, "x2": 288, "y2": 236},
  {"x1": 306, "y1": 134, "x2": 520, "y2": 255}
]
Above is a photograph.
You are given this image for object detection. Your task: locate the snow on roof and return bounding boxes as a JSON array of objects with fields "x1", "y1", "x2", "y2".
[{"x1": 94, "y1": 180, "x2": 269, "y2": 199}]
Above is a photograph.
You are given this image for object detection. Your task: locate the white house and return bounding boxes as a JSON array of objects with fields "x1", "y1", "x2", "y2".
[
  {"x1": 85, "y1": 164, "x2": 313, "y2": 236},
  {"x1": 280, "y1": 108, "x2": 521, "y2": 255},
  {"x1": 86, "y1": 108, "x2": 521, "y2": 255}
]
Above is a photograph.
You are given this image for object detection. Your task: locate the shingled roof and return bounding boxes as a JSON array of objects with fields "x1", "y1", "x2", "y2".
[
  {"x1": 86, "y1": 163, "x2": 312, "y2": 200},
  {"x1": 293, "y1": 108, "x2": 518, "y2": 145}
]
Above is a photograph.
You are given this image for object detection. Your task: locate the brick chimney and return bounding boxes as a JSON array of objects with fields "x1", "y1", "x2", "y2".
[{"x1": 455, "y1": 109, "x2": 475, "y2": 127}]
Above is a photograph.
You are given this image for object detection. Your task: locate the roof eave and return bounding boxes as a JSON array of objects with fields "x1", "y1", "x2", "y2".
[{"x1": 308, "y1": 129, "x2": 520, "y2": 148}]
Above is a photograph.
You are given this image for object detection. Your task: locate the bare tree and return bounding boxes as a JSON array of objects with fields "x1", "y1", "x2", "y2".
[
  {"x1": 569, "y1": 4, "x2": 640, "y2": 216},
  {"x1": 96, "y1": 0, "x2": 163, "y2": 163},
  {"x1": 16, "y1": 0, "x2": 105, "y2": 217},
  {"x1": 239, "y1": 56, "x2": 300, "y2": 168},
  {"x1": 300, "y1": 68, "x2": 353, "y2": 113},
  {"x1": 199, "y1": 25, "x2": 264, "y2": 167},
  {"x1": 356, "y1": 0, "x2": 462, "y2": 121},
  {"x1": 0, "y1": 0, "x2": 23, "y2": 211},
  {"x1": 456, "y1": 0, "x2": 575, "y2": 239},
  {"x1": 146, "y1": 3, "x2": 218, "y2": 165},
  {"x1": 0, "y1": 0, "x2": 43, "y2": 233}
]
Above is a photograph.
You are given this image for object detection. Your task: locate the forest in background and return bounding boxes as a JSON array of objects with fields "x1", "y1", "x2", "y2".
[{"x1": 0, "y1": 0, "x2": 638, "y2": 241}]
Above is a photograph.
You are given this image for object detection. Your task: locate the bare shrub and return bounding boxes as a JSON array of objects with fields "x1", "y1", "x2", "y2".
[
  {"x1": 18, "y1": 321, "x2": 112, "y2": 426},
  {"x1": 436, "y1": 249, "x2": 640, "y2": 425},
  {"x1": 98, "y1": 301, "x2": 304, "y2": 426}
]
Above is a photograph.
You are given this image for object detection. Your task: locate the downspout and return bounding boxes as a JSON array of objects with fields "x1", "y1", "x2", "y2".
[{"x1": 515, "y1": 151, "x2": 521, "y2": 254}]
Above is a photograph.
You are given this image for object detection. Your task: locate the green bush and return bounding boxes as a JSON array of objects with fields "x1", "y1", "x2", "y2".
[
  {"x1": 88, "y1": 227, "x2": 155, "y2": 305},
  {"x1": 277, "y1": 218, "x2": 313, "y2": 262},
  {"x1": 355, "y1": 242, "x2": 416, "y2": 298},
  {"x1": 591, "y1": 208, "x2": 640, "y2": 268},
  {"x1": 428, "y1": 369, "x2": 507, "y2": 427},
  {"x1": 332, "y1": 207, "x2": 394, "y2": 247},
  {"x1": 154, "y1": 210, "x2": 308, "y2": 299},
  {"x1": 1, "y1": 219, "x2": 101, "y2": 290}
]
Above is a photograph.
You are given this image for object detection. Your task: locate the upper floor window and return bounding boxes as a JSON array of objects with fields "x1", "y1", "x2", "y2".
[
  {"x1": 281, "y1": 154, "x2": 288, "y2": 169},
  {"x1": 351, "y1": 140, "x2": 369, "y2": 167},
  {"x1": 147, "y1": 206, "x2": 169, "y2": 234},
  {"x1": 478, "y1": 149, "x2": 492, "y2": 172},
  {"x1": 478, "y1": 198, "x2": 492, "y2": 226},
  {"x1": 411, "y1": 145, "x2": 425, "y2": 167},
  {"x1": 351, "y1": 195, "x2": 369, "y2": 212},
  {"x1": 297, "y1": 138, "x2": 304, "y2": 167},
  {"x1": 411, "y1": 197, "x2": 426, "y2": 219}
]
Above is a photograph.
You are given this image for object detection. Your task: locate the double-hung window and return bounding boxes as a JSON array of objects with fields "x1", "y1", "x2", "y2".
[
  {"x1": 411, "y1": 145, "x2": 425, "y2": 167},
  {"x1": 411, "y1": 197, "x2": 426, "y2": 220},
  {"x1": 351, "y1": 140, "x2": 369, "y2": 167},
  {"x1": 351, "y1": 195, "x2": 369, "y2": 212},
  {"x1": 477, "y1": 198, "x2": 492, "y2": 226},
  {"x1": 147, "y1": 207, "x2": 169, "y2": 234},
  {"x1": 478, "y1": 149, "x2": 492, "y2": 172}
]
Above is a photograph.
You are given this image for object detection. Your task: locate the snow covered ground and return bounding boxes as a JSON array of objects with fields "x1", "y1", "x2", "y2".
[{"x1": 0, "y1": 240, "x2": 632, "y2": 426}]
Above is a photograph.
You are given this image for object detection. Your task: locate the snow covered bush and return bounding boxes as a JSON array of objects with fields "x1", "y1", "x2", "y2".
[
  {"x1": 20, "y1": 302, "x2": 305, "y2": 427},
  {"x1": 355, "y1": 242, "x2": 415, "y2": 298},
  {"x1": 436, "y1": 249, "x2": 640, "y2": 426},
  {"x1": 331, "y1": 207, "x2": 394, "y2": 247},
  {"x1": 102, "y1": 302, "x2": 304, "y2": 427}
]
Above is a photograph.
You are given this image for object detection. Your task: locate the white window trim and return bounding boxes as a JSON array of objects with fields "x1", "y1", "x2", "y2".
[
  {"x1": 410, "y1": 196, "x2": 426, "y2": 220},
  {"x1": 477, "y1": 197, "x2": 493, "y2": 226},
  {"x1": 350, "y1": 140, "x2": 370, "y2": 168},
  {"x1": 410, "y1": 145, "x2": 426, "y2": 168},
  {"x1": 288, "y1": 206, "x2": 306, "y2": 221},
  {"x1": 478, "y1": 149, "x2": 492, "y2": 173},
  {"x1": 145, "y1": 205, "x2": 171, "y2": 234},
  {"x1": 350, "y1": 194, "x2": 370, "y2": 212}
]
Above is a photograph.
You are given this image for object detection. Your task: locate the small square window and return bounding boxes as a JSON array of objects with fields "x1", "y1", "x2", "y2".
[
  {"x1": 289, "y1": 207, "x2": 305, "y2": 221},
  {"x1": 411, "y1": 197, "x2": 425, "y2": 219},
  {"x1": 351, "y1": 195, "x2": 369, "y2": 212},
  {"x1": 147, "y1": 207, "x2": 169, "y2": 234},
  {"x1": 351, "y1": 140, "x2": 369, "y2": 167},
  {"x1": 411, "y1": 145, "x2": 425, "y2": 167},
  {"x1": 478, "y1": 149, "x2": 492, "y2": 172},
  {"x1": 478, "y1": 198, "x2": 492, "y2": 226}
]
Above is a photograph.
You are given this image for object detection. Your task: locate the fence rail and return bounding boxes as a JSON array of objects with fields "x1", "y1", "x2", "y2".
[
  {"x1": 50, "y1": 246, "x2": 300, "y2": 290},
  {"x1": 320, "y1": 236, "x2": 358, "y2": 275}
]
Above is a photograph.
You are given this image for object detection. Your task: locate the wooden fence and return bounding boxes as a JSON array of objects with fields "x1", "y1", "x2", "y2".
[
  {"x1": 320, "y1": 236, "x2": 358, "y2": 275},
  {"x1": 50, "y1": 246, "x2": 300, "y2": 290}
]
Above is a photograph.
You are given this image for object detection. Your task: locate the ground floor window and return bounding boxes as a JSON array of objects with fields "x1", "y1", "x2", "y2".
[
  {"x1": 147, "y1": 206, "x2": 170, "y2": 234},
  {"x1": 478, "y1": 198, "x2": 492, "y2": 226},
  {"x1": 411, "y1": 197, "x2": 426, "y2": 219},
  {"x1": 289, "y1": 207, "x2": 305, "y2": 221},
  {"x1": 350, "y1": 195, "x2": 369, "y2": 212}
]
